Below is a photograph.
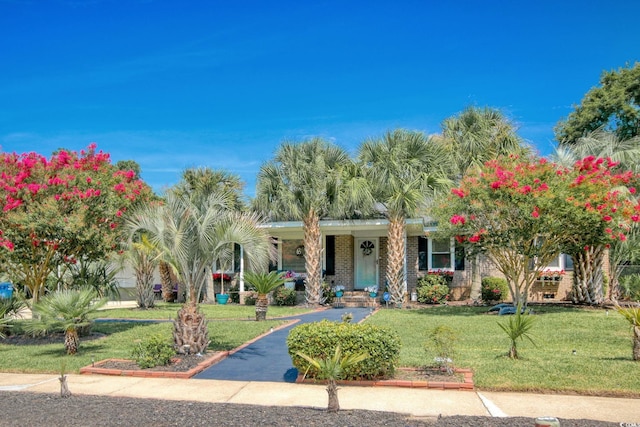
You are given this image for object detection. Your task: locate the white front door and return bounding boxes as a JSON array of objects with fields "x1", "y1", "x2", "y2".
[{"x1": 355, "y1": 238, "x2": 379, "y2": 290}]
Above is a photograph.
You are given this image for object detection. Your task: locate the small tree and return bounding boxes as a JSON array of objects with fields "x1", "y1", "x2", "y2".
[
  {"x1": 296, "y1": 345, "x2": 368, "y2": 413},
  {"x1": 497, "y1": 303, "x2": 536, "y2": 359},
  {"x1": 425, "y1": 325, "x2": 457, "y2": 374},
  {"x1": 27, "y1": 289, "x2": 107, "y2": 355},
  {"x1": 615, "y1": 303, "x2": 640, "y2": 361},
  {"x1": 243, "y1": 271, "x2": 285, "y2": 321}
]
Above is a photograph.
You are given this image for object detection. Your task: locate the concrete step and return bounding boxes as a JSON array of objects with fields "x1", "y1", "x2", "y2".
[{"x1": 332, "y1": 292, "x2": 378, "y2": 308}]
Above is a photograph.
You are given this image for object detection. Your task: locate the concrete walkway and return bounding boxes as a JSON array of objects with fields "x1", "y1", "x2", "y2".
[
  {"x1": 194, "y1": 306, "x2": 373, "y2": 382},
  {"x1": 0, "y1": 373, "x2": 638, "y2": 423}
]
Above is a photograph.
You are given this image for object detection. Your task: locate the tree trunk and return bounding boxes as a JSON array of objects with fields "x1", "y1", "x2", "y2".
[
  {"x1": 135, "y1": 259, "x2": 155, "y2": 309},
  {"x1": 159, "y1": 262, "x2": 175, "y2": 302},
  {"x1": 326, "y1": 379, "x2": 340, "y2": 413},
  {"x1": 633, "y1": 325, "x2": 640, "y2": 361},
  {"x1": 470, "y1": 255, "x2": 481, "y2": 303},
  {"x1": 64, "y1": 329, "x2": 79, "y2": 355},
  {"x1": 173, "y1": 302, "x2": 210, "y2": 354},
  {"x1": 255, "y1": 293, "x2": 268, "y2": 321},
  {"x1": 386, "y1": 216, "x2": 405, "y2": 307},
  {"x1": 303, "y1": 211, "x2": 323, "y2": 306},
  {"x1": 509, "y1": 343, "x2": 518, "y2": 359},
  {"x1": 572, "y1": 246, "x2": 605, "y2": 304},
  {"x1": 59, "y1": 374, "x2": 71, "y2": 398}
]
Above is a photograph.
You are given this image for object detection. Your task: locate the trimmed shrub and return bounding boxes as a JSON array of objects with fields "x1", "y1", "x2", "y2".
[
  {"x1": 287, "y1": 320, "x2": 401, "y2": 380},
  {"x1": 131, "y1": 334, "x2": 175, "y2": 369},
  {"x1": 273, "y1": 286, "x2": 297, "y2": 306},
  {"x1": 416, "y1": 275, "x2": 450, "y2": 304},
  {"x1": 481, "y1": 277, "x2": 508, "y2": 303}
]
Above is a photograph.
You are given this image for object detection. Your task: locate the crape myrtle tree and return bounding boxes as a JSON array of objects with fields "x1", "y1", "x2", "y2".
[
  {"x1": 359, "y1": 130, "x2": 451, "y2": 306},
  {"x1": 254, "y1": 138, "x2": 372, "y2": 306},
  {"x1": 0, "y1": 144, "x2": 152, "y2": 303},
  {"x1": 552, "y1": 130, "x2": 640, "y2": 301},
  {"x1": 433, "y1": 106, "x2": 530, "y2": 302},
  {"x1": 432, "y1": 155, "x2": 640, "y2": 306}
]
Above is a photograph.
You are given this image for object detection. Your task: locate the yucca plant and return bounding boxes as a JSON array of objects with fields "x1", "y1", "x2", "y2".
[
  {"x1": 615, "y1": 303, "x2": 640, "y2": 360},
  {"x1": 297, "y1": 345, "x2": 368, "y2": 413},
  {"x1": 26, "y1": 288, "x2": 107, "y2": 355},
  {"x1": 244, "y1": 271, "x2": 285, "y2": 321},
  {"x1": 497, "y1": 303, "x2": 536, "y2": 359}
]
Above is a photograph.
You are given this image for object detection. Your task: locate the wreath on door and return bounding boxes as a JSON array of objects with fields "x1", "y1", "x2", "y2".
[
  {"x1": 360, "y1": 240, "x2": 374, "y2": 256},
  {"x1": 295, "y1": 245, "x2": 305, "y2": 257}
]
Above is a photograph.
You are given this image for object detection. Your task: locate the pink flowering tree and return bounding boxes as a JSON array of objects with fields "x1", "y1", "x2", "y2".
[
  {"x1": 0, "y1": 144, "x2": 152, "y2": 302},
  {"x1": 433, "y1": 155, "x2": 639, "y2": 306},
  {"x1": 558, "y1": 156, "x2": 639, "y2": 304}
]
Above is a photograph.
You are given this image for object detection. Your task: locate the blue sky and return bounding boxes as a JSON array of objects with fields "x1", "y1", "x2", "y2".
[{"x1": 1, "y1": 0, "x2": 639, "y2": 196}]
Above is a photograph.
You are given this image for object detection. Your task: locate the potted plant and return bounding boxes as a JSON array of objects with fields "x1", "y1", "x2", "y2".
[
  {"x1": 365, "y1": 286, "x2": 378, "y2": 298},
  {"x1": 333, "y1": 285, "x2": 345, "y2": 298},
  {"x1": 213, "y1": 271, "x2": 232, "y2": 304}
]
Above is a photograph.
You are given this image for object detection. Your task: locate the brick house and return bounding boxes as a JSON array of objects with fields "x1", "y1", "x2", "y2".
[{"x1": 257, "y1": 218, "x2": 575, "y2": 303}]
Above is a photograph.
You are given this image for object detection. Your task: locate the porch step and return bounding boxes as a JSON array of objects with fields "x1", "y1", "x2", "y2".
[{"x1": 332, "y1": 291, "x2": 379, "y2": 309}]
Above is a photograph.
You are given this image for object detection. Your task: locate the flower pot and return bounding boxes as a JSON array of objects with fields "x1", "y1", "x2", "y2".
[
  {"x1": 369, "y1": 292, "x2": 377, "y2": 298},
  {"x1": 335, "y1": 290, "x2": 344, "y2": 298},
  {"x1": 216, "y1": 294, "x2": 229, "y2": 305}
]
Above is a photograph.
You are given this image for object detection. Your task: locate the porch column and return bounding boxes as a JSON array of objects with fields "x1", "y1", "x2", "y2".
[{"x1": 403, "y1": 231, "x2": 408, "y2": 295}]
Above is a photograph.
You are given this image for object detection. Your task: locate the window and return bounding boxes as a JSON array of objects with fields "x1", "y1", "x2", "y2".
[
  {"x1": 455, "y1": 245, "x2": 465, "y2": 271},
  {"x1": 281, "y1": 239, "x2": 306, "y2": 272},
  {"x1": 419, "y1": 237, "x2": 455, "y2": 271},
  {"x1": 430, "y1": 239, "x2": 452, "y2": 270}
]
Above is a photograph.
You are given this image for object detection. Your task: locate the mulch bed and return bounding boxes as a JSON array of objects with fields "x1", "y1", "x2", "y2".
[{"x1": 0, "y1": 392, "x2": 619, "y2": 427}]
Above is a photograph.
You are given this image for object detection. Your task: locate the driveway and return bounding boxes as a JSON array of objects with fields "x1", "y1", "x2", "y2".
[{"x1": 193, "y1": 307, "x2": 373, "y2": 382}]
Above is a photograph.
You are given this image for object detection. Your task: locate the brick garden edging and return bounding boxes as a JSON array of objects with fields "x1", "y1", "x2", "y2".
[
  {"x1": 296, "y1": 368, "x2": 474, "y2": 390},
  {"x1": 80, "y1": 318, "x2": 300, "y2": 379}
]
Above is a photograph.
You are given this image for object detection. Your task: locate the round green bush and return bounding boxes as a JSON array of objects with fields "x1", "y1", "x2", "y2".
[
  {"x1": 273, "y1": 286, "x2": 297, "y2": 306},
  {"x1": 287, "y1": 320, "x2": 401, "y2": 380},
  {"x1": 416, "y1": 275, "x2": 450, "y2": 304},
  {"x1": 130, "y1": 334, "x2": 175, "y2": 369},
  {"x1": 481, "y1": 277, "x2": 508, "y2": 303}
]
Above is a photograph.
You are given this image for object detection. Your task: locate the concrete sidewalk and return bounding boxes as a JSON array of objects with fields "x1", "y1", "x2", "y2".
[{"x1": 0, "y1": 373, "x2": 638, "y2": 423}]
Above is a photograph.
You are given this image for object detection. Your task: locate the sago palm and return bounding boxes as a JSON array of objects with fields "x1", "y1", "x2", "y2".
[
  {"x1": 359, "y1": 130, "x2": 451, "y2": 306},
  {"x1": 254, "y1": 138, "x2": 372, "y2": 306},
  {"x1": 244, "y1": 271, "x2": 285, "y2": 321},
  {"x1": 297, "y1": 345, "x2": 368, "y2": 413},
  {"x1": 615, "y1": 303, "x2": 640, "y2": 361},
  {"x1": 27, "y1": 289, "x2": 107, "y2": 355}
]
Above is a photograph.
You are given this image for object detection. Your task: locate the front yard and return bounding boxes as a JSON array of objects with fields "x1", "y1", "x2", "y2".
[
  {"x1": 1, "y1": 303, "x2": 638, "y2": 397},
  {"x1": 365, "y1": 304, "x2": 640, "y2": 396}
]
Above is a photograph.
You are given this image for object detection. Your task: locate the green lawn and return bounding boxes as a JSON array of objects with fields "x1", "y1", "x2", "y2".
[
  {"x1": 92, "y1": 302, "x2": 313, "y2": 320},
  {"x1": 365, "y1": 305, "x2": 640, "y2": 396},
  {"x1": 0, "y1": 303, "x2": 298, "y2": 374}
]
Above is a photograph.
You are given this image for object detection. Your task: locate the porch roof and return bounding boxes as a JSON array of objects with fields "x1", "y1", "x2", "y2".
[{"x1": 260, "y1": 218, "x2": 438, "y2": 239}]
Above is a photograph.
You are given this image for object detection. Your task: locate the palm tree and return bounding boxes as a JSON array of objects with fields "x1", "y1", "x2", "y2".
[
  {"x1": 254, "y1": 138, "x2": 372, "y2": 306},
  {"x1": 173, "y1": 167, "x2": 246, "y2": 303},
  {"x1": 358, "y1": 130, "x2": 451, "y2": 306},
  {"x1": 296, "y1": 345, "x2": 368, "y2": 412},
  {"x1": 127, "y1": 191, "x2": 273, "y2": 354},
  {"x1": 615, "y1": 303, "x2": 640, "y2": 361},
  {"x1": 244, "y1": 271, "x2": 285, "y2": 321},
  {"x1": 27, "y1": 289, "x2": 107, "y2": 355},
  {"x1": 122, "y1": 233, "x2": 158, "y2": 309},
  {"x1": 435, "y1": 107, "x2": 529, "y2": 302}
]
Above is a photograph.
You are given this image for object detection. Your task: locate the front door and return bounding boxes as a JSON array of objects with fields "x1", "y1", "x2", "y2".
[{"x1": 355, "y1": 238, "x2": 378, "y2": 290}]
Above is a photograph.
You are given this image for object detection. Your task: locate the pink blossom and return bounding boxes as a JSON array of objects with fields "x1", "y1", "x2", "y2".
[
  {"x1": 532, "y1": 207, "x2": 540, "y2": 218},
  {"x1": 469, "y1": 234, "x2": 481, "y2": 243},
  {"x1": 450, "y1": 214, "x2": 466, "y2": 225},
  {"x1": 451, "y1": 188, "x2": 465, "y2": 198},
  {"x1": 603, "y1": 215, "x2": 612, "y2": 222}
]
